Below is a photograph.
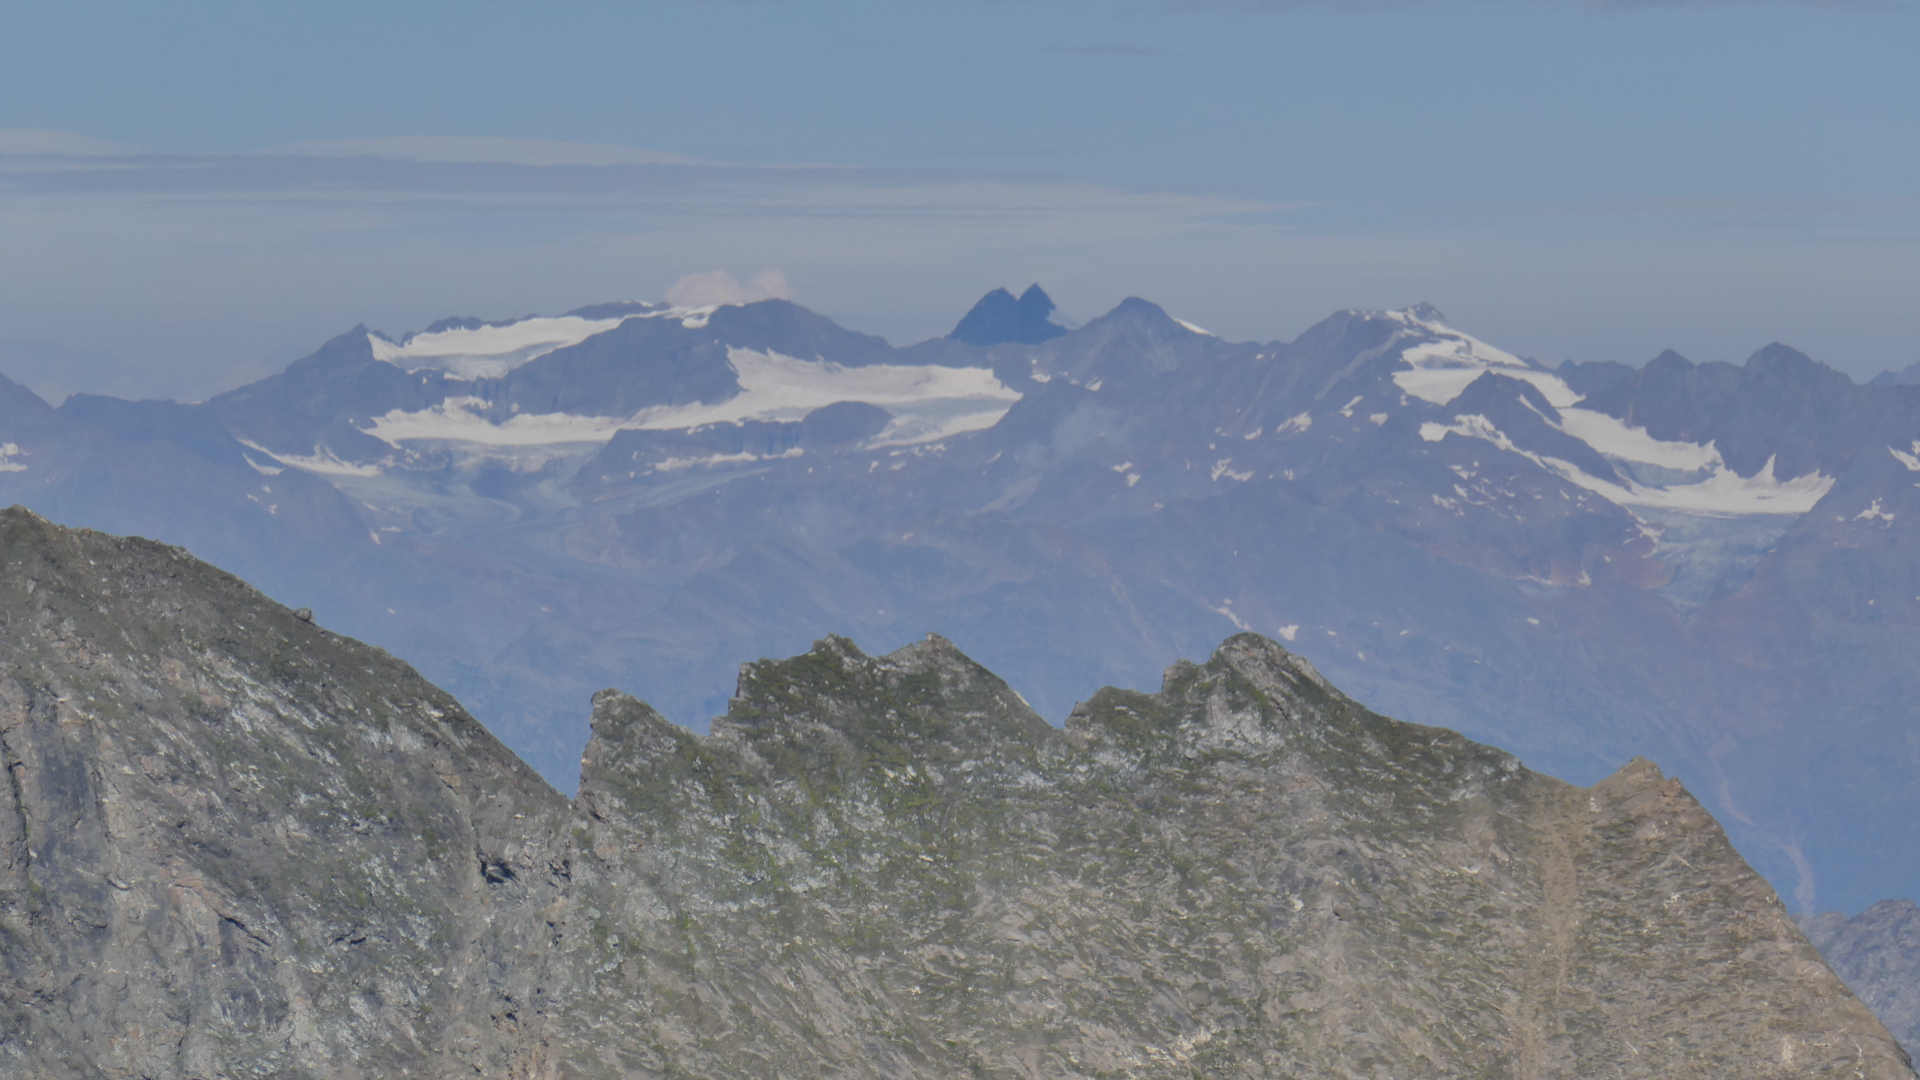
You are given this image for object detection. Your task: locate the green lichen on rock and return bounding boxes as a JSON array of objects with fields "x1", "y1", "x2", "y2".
[
  {"x1": 547, "y1": 631, "x2": 1914, "y2": 1080},
  {"x1": 0, "y1": 507, "x2": 1910, "y2": 1079}
]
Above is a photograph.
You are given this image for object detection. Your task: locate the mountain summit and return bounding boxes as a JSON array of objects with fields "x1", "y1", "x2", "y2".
[
  {"x1": 2, "y1": 509, "x2": 1909, "y2": 1079},
  {"x1": 947, "y1": 283, "x2": 1068, "y2": 345},
  {"x1": 6, "y1": 288, "x2": 1920, "y2": 929}
]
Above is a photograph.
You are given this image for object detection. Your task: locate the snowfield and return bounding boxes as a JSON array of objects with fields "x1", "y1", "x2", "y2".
[{"x1": 361, "y1": 348, "x2": 1022, "y2": 450}]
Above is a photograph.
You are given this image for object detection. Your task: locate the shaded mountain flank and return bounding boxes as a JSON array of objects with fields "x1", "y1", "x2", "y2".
[{"x1": 0, "y1": 509, "x2": 1909, "y2": 1079}]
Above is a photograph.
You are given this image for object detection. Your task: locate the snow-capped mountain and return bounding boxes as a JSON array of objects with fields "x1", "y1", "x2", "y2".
[{"x1": 6, "y1": 284, "x2": 1919, "y2": 919}]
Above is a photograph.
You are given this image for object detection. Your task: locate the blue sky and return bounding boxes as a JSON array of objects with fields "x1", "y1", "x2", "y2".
[{"x1": 1, "y1": 0, "x2": 1915, "y2": 401}]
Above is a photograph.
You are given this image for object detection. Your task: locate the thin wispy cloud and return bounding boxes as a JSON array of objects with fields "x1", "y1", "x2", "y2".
[
  {"x1": 281, "y1": 136, "x2": 722, "y2": 169},
  {"x1": 1174, "y1": 0, "x2": 1909, "y2": 10},
  {"x1": 0, "y1": 137, "x2": 1285, "y2": 227},
  {"x1": 0, "y1": 129, "x2": 136, "y2": 156},
  {"x1": 0, "y1": 133, "x2": 1295, "y2": 400},
  {"x1": 1046, "y1": 44, "x2": 1167, "y2": 56}
]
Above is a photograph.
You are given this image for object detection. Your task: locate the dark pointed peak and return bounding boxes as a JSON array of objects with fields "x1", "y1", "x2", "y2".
[
  {"x1": 0, "y1": 367, "x2": 55, "y2": 418},
  {"x1": 1745, "y1": 342, "x2": 1819, "y2": 372},
  {"x1": 1743, "y1": 343, "x2": 1852, "y2": 396},
  {"x1": 1555, "y1": 358, "x2": 1636, "y2": 399},
  {"x1": 299, "y1": 325, "x2": 381, "y2": 367},
  {"x1": 1016, "y1": 283, "x2": 1055, "y2": 311},
  {"x1": 1454, "y1": 370, "x2": 1563, "y2": 422},
  {"x1": 1405, "y1": 302, "x2": 1449, "y2": 326},
  {"x1": 949, "y1": 285, "x2": 1069, "y2": 346},
  {"x1": 1080, "y1": 296, "x2": 1198, "y2": 339},
  {"x1": 1869, "y1": 359, "x2": 1920, "y2": 388},
  {"x1": 1646, "y1": 348, "x2": 1695, "y2": 372},
  {"x1": 1104, "y1": 296, "x2": 1172, "y2": 321},
  {"x1": 422, "y1": 316, "x2": 482, "y2": 335}
]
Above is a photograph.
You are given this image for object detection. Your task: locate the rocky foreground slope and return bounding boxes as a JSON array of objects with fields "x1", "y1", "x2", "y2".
[{"x1": 0, "y1": 507, "x2": 1909, "y2": 1079}]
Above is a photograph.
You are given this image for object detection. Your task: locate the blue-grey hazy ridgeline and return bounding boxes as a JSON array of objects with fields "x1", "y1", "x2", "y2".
[{"x1": 2, "y1": 288, "x2": 1917, "y2": 925}]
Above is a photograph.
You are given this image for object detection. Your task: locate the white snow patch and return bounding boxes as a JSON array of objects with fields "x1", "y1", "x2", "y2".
[
  {"x1": 1278, "y1": 412, "x2": 1312, "y2": 434},
  {"x1": 1890, "y1": 442, "x2": 1920, "y2": 472},
  {"x1": 238, "y1": 439, "x2": 384, "y2": 477},
  {"x1": 1211, "y1": 458, "x2": 1253, "y2": 482},
  {"x1": 369, "y1": 304, "x2": 727, "y2": 380},
  {"x1": 1421, "y1": 415, "x2": 1834, "y2": 516},
  {"x1": 1856, "y1": 499, "x2": 1896, "y2": 523},
  {"x1": 0, "y1": 443, "x2": 26, "y2": 472},
  {"x1": 654, "y1": 448, "x2": 804, "y2": 473},
  {"x1": 362, "y1": 349, "x2": 1022, "y2": 450},
  {"x1": 1277, "y1": 624, "x2": 1299, "y2": 642},
  {"x1": 372, "y1": 315, "x2": 625, "y2": 379},
  {"x1": 243, "y1": 455, "x2": 284, "y2": 476},
  {"x1": 629, "y1": 349, "x2": 1019, "y2": 446},
  {"x1": 1174, "y1": 317, "x2": 1214, "y2": 337},
  {"x1": 366, "y1": 398, "x2": 626, "y2": 446},
  {"x1": 1339, "y1": 396, "x2": 1363, "y2": 418},
  {"x1": 1557, "y1": 409, "x2": 1720, "y2": 471},
  {"x1": 1369, "y1": 412, "x2": 1389, "y2": 426}
]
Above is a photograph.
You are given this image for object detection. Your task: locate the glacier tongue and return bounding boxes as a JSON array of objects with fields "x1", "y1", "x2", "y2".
[{"x1": 1423, "y1": 410, "x2": 1834, "y2": 517}]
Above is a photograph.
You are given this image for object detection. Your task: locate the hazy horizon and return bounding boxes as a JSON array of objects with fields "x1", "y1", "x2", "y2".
[{"x1": 3, "y1": 0, "x2": 1916, "y2": 403}]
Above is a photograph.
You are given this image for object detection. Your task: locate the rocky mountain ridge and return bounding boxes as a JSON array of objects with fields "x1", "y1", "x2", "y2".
[
  {"x1": 1, "y1": 288, "x2": 1919, "y2": 925},
  {"x1": 1, "y1": 509, "x2": 1911, "y2": 1078}
]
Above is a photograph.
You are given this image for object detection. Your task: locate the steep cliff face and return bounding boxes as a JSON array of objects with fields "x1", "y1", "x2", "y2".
[
  {"x1": 0, "y1": 508, "x2": 1909, "y2": 1079},
  {"x1": 0, "y1": 507, "x2": 571, "y2": 1079},
  {"x1": 550, "y1": 633, "x2": 1912, "y2": 1080}
]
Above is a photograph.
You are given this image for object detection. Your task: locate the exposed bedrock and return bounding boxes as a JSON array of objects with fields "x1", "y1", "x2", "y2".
[{"x1": 0, "y1": 508, "x2": 1906, "y2": 1078}]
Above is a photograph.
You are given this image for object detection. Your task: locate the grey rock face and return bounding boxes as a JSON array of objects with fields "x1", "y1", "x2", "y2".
[
  {"x1": 0, "y1": 507, "x2": 571, "y2": 1079},
  {"x1": 0, "y1": 508, "x2": 1909, "y2": 1078},
  {"x1": 1801, "y1": 901, "x2": 1920, "y2": 1054},
  {"x1": 548, "y1": 633, "x2": 1913, "y2": 1079}
]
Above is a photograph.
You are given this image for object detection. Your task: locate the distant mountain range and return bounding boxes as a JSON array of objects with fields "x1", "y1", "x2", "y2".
[
  {"x1": 1804, "y1": 901, "x2": 1920, "y2": 1051},
  {"x1": 5, "y1": 284, "x2": 1920, "y2": 922}
]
